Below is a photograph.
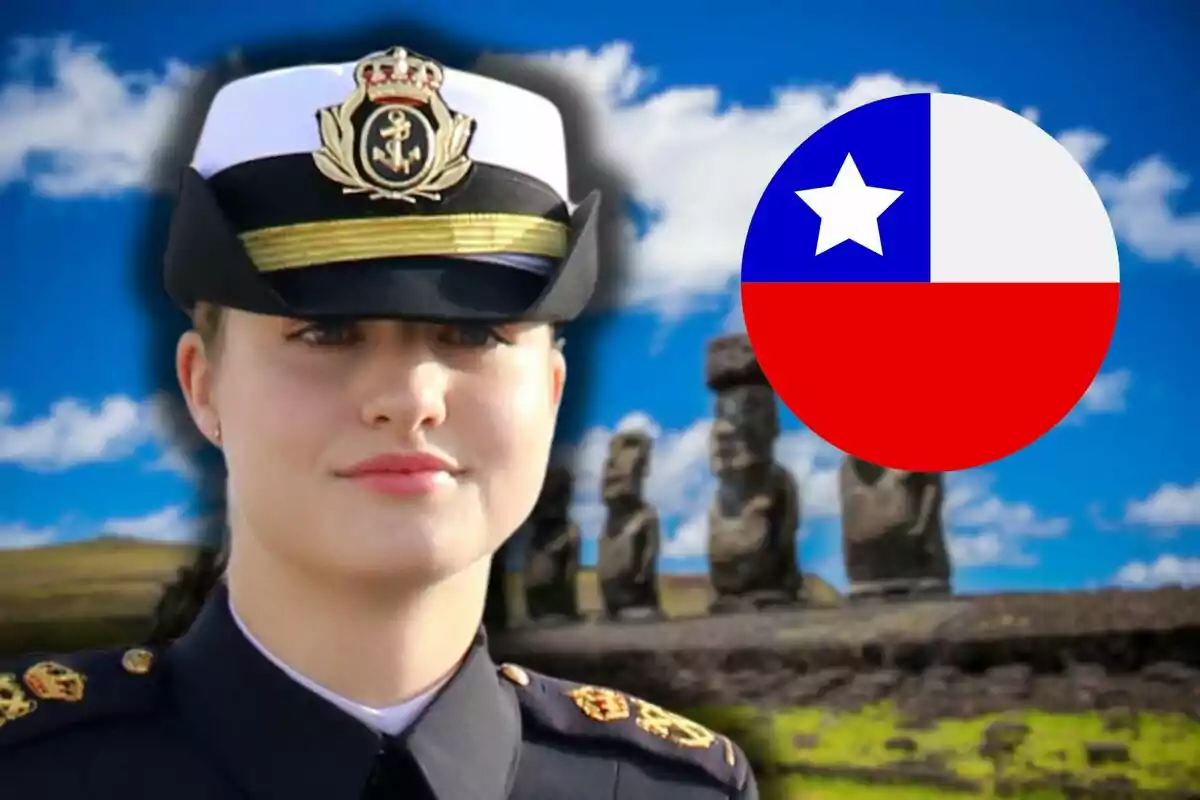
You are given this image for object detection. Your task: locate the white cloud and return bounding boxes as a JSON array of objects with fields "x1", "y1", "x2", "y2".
[
  {"x1": 1096, "y1": 156, "x2": 1200, "y2": 266},
  {"x1": 948, "y1": 491, "x2": 1069, "y2": 537},
  {"x1": 0, "y1": 521, "x2": 57, "y2": 550},
  {"x1": 1114, "y1": 554, "x2": 1200, "y2": 588},
  {"x1": 100, "y1": 504, "x2": 203, "y2": 543},
  {"x1": 775, "y1": 432, "x2": 843, "y2": 518},
  {"x1": 1056, "y1": 128, "x2": 1109, "y2": 172},
  {"x1": 949, "y1": 531, "x2": 1030, "y2": 568},
  {"x1": 664, "y1": 512, "x2": 709, "y2": 560},
  {"x1": 1049, "y1": 366, "x2": 1132, "y2": 439},
  {"x1": 476, "y1": 42, "x2": 1200, "y2": 318},
  {"x1": 612, "y1": 410, "x2": 662, "y2": 438},
  {"x1": 943, "y1": 471, "x2": 1069, "y2": 568},
  {"x1": 0, "y1": 391, "x2": 205, "y2": 478},
  {"x1": 0, "y1": 392, "x2": 151, "y2": 469},
  {"x1": 150, "y1": 446, "x2": 203, "y2": 481},
  {"x1": 1124, "y1": 481, "x2": 1200, "y2": 528},
  {"x1": 1077, "y1": 369, "x2": 1132, "y2": 414},
  {"x1": 0, "y1": 36, "x2": 200, "y2": 196},
  {"x1": 1051, "y1": 123, "x2": 1200, "y2": 267},
  {"x1": 0, "y1": 505, "x2": 210, "y2": 551}
]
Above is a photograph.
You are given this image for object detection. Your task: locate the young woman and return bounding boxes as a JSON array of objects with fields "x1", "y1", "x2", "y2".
[{"x1": 0, "y1": 46, "x2": 759, "y2": 799}]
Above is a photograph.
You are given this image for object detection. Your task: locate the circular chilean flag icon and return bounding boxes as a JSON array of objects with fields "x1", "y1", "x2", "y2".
[{"x1": 740, "y1": 92, "x2": 1120, "y2": 472}]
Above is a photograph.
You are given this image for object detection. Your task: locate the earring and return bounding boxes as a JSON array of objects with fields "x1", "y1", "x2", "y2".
[{"x1": 212, "y1": 423, "x2": 222, "y2": 444}]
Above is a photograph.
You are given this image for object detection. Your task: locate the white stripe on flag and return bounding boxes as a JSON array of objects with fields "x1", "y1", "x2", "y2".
[{"x1": 929, "y1": 93, "x2": 1120, "y2": 285}]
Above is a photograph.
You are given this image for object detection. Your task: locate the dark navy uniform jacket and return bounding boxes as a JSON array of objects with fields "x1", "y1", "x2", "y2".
[{"x1": 0, "y1": 583, "x2": 758, "y2": 799}]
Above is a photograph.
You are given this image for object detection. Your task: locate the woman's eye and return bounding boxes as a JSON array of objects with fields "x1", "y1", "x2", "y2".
[
  {"x1": 438, "y1": 324, "x2": 511, "y2": 348},
  {"x1": 290, "y1": 321, "x2": 361, "y2": 347}
]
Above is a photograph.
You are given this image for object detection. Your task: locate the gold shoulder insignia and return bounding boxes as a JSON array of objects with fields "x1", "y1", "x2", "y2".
[
  {"x1": 567, "y1": 684, "x2": 631, "y2": 723},
  {"x1": 0, "y1": 673, "x2": 38, "y2": 728},
  {"x1": 23, "y1": 661, "x2": 86, "y2": 702},
  {"x1": 313, "y1": 46, "x2": 475, "y2": 203},
  {"x1": 626, "y1": 694, "x2": 736, "y2": 767},
  {"x1": 504, "y1": 665, "x2": 749, "y2": 791},
  {"x1": 0, "y1": 646, "x2": 162, "y2": 748}
]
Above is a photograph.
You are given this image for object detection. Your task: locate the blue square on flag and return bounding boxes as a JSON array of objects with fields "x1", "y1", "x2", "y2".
[{"x1": 741, "y1": 92, "x2": 931, "y2": 284}]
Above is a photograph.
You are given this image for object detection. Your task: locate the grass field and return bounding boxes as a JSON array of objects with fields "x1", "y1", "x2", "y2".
[
  {"x1": 691, "y1": 703, "x2": 1200, "y2": 798},
  {"x1": 0, "y1": 538, "x2": 196, "y2": 652},
  {"x1": 0, "y1": 538, "x2": 839, "y2": 651},
  {"x1": 0, "y1": 539, "x2": 846, "y2": 627},
  {"x1": 4, "y1": 540, "x2": 1196, "y2": 797}
]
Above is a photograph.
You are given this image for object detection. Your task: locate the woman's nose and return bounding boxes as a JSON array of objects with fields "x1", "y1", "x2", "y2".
[{"x1": 359, "y1": 356, "x2": 450, "y2": 433}]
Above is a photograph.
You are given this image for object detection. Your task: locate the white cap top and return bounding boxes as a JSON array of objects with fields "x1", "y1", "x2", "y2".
[{"x1": 190, "y1": 54, "x2": 571, "y2": 204}]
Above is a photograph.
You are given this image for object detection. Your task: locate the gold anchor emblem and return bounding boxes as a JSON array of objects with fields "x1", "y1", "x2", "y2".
[
  {"x1": 372, "y1": 109, "x2": 421, "y2": 175},
  {"x1": 313, "y1": 46, "x2": 475, "y2": 203}
]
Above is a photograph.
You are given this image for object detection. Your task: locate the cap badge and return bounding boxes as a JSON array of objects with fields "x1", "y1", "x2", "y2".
[{"x1": 313, "y1": 46, "x2": 475, "y2": 203}]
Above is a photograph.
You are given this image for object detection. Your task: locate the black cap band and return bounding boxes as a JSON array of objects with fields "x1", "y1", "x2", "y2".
[{"x1": 163, "y1": 166, "x2": 600, "y2": 322}]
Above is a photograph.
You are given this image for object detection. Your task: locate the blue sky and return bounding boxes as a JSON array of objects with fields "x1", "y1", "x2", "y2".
[{"x1": 1, "y1": 1, "x2": 1198, "y2": 594}]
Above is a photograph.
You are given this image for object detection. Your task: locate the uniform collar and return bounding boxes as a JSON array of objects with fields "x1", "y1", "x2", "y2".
[
  {"x1": 168, "y1": 582, "x2": 522, "y2": 800},
  {"x1": 226, "y1": 593, "x2": 441, "y2": 736}
]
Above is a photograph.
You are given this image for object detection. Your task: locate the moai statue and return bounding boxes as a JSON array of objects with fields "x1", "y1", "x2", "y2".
[
  {"x1": 839, "y1": 455, "x2": 952, "y2": 602},
  {"x1": 596, "y1": 430, "x2": 662, "y2": 620},
  {"x1": 705, "y1": 334, "x2": 803, "y2": 614},
  {"x1": 522, "y1": 465, "x2": 582, "y2": 624}
]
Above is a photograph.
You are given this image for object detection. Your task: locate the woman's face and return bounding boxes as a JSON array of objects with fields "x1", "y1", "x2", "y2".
[{"x1": 177, "y1": 309, "x2": 565, "y2": 585}]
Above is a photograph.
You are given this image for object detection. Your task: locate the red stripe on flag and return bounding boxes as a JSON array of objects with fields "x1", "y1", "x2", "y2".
[{"x1": 741, "y1": 281, "x2": 1120, "y2": 471}]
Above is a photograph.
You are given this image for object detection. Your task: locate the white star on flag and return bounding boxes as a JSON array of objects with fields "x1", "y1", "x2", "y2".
[{"x1": 795, "y1": 154, "x2": 904, "y2": 256}]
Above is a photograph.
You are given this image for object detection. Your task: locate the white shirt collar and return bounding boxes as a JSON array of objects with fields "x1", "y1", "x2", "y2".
[{"x1": 228, "y1": 594, "x2": 440, "y2": 736}]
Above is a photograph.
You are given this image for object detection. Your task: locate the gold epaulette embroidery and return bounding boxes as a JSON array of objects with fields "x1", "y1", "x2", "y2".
[
  {"x1": 0, "y1": 647, "x2": 157, "y2": 741},
  {"x1": 500, "y1": 662, "x2": 746, "y2": 790}
]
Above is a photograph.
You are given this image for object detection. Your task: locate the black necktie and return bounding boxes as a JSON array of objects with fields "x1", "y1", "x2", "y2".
[{"x1": 361, "y1": 735, "x2": 427, "y2": 799}]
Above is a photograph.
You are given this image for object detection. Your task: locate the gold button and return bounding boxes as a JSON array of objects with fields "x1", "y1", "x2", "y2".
[
  {"x1": 499, "y1": 663, "x2": 530, "y2": 687},
  {"x1": 122, "y1": 648, "x2": 154, "y2": 675}
]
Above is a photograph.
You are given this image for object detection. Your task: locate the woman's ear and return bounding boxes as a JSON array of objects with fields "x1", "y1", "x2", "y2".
[
  {"x1": 176, "y1": 330, "x2": 221, "y2": 447},
  {"x1": 549, "y1": 343, "x2": 567, "y2": 413}
]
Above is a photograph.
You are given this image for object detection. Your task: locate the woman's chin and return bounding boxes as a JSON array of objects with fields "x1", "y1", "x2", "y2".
[{"x1": 322, "y1": 530, "x2": 485, "y2": 584}]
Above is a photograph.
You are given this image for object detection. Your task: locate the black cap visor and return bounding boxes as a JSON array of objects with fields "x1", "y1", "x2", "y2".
[{"x1": 163, "y1": 159, "x2": 600, "y2": 323}]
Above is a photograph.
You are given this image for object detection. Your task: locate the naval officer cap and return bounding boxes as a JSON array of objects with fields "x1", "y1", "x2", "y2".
[{"x1": 164, "y1": 46, "x2": 600, "y2": 322}]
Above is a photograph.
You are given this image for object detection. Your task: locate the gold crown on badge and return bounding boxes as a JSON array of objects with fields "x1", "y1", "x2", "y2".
[
  {"x1": 313, "y1": 46, "x2": 475, "y2": 203},
  {"x1": 357, "y1": 47, "x2": 446, "y2": 101}
]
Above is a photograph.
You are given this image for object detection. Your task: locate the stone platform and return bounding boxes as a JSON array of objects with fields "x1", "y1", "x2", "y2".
[{"x1": 491, "y1": 586, "x2": 1200, "y2": 713}]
